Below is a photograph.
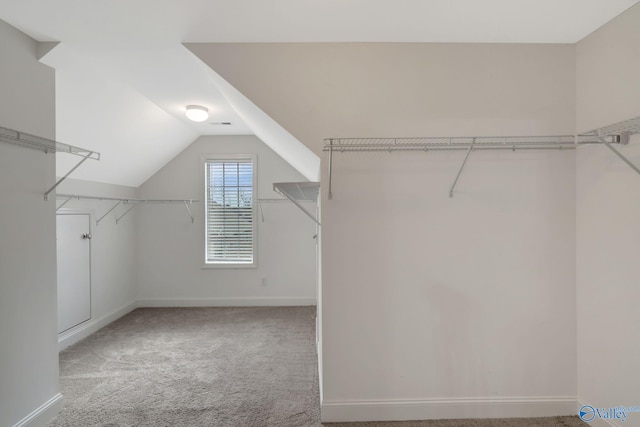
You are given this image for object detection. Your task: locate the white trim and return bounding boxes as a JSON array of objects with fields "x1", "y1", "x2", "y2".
[
  {"x1": 200, "y1": 262, "x2": 257, "y2": 270},
  {"x1": 577, "y1": 398, "x2": 622, "y2": 427},
  {"x1": 317, "y1": 335, "x2": 324, "y2": 407},
  {"x1": 12, "y1": 393, "x2": 63, "y2": 427},
  {"x1": 137, "y1": 297, "x2": 316, "y2": 307},
  {"x1": 58, "y1": 301, "x2": 137, "y2": 351},
  {"x1": 321, "y1": 396, "x2": 577, "y2": 423}
]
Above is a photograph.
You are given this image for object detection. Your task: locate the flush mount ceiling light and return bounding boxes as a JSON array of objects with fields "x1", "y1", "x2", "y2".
[{"x1": 185, "y1": 105, "x2": 209, "y2": 122}]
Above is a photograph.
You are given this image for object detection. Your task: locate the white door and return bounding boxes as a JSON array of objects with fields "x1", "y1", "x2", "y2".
[{"x1": 57, "y1": 213, "x2": 91, "y2": 334}]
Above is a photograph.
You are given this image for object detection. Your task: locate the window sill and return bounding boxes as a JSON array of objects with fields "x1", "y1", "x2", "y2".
[{"x1": 201, "y1": 263, "x2": 257, "y2": 270}]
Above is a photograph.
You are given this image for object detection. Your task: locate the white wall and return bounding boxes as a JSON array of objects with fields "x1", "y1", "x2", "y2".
[
  {"x1": 189, "y1": 43, "x2": 577, "y2": 155},
  {"x1": 55, "y1": 178, "x2": 138, "y2": 350},
  {"x1": 191, "y1": 42, "x2": 578, "y2": 421},
  {"x1": 321, "y1": 149, "x2": 576, "y2": 421},
  {"x1": 576, "y1": 4, "x2": 640, "y2": 426},
  {"x1": 136, "y1": 135, "x2": 317, "y2": 306},
  {"x1": 0, "y1": 19, "x2": 61, "y2": 427}
]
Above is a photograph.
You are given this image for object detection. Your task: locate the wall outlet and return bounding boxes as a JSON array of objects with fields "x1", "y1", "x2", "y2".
[{"x1": 261, "y1": 277, "x2": 267, "y2": 286}]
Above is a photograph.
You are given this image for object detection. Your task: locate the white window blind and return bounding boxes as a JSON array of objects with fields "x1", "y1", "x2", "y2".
[{"x1": 205, "y1": 159, "x2": 255, "y2": 265}]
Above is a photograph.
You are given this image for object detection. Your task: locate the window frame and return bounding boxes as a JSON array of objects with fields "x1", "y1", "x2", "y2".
[{"x1": 202, "y1": 154, "x2": 258, "y2": 269}]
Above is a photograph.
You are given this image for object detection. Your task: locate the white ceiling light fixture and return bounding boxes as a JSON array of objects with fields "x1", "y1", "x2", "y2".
[{"x1": 185, "y1": 105, "x2": 209, "y2": 122}]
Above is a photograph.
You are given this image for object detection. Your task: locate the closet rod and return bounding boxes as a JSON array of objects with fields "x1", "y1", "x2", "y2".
[
  {"x1": 56, "y1": 194, "x2": 199, "y2": 225},
  {"x1": 56, "y1": 193, "x2": 199, "y2": 204}
]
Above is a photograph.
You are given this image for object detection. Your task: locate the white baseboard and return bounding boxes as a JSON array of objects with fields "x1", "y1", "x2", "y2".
[
  {"x1": 317, "y1": 338, "x2": 324, "y2": 405},
  {"x1": 321, "y1": 396, "x2": 577, "y2": 423},
  {"x1": 58, "y1": 301, "x2": 137, "y2": 351},
  {"x1": 13, "y1": 393, "x2": 63, "y2": 427},
  {"x1": 136, "y1": 297, "x2": 317, "y2": 307}
]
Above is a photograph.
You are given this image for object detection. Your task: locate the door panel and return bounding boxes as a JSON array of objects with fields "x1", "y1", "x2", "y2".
[{"x1": 57, "y1": 214, "x2": 91, "y2": 334}]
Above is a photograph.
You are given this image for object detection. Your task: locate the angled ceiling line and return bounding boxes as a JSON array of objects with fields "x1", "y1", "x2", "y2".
[{"x1": 185, "y1": 44, "x2": 320, "y2": 182}]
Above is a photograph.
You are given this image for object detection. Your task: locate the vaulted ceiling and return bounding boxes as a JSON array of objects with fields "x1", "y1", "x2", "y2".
[{"x1": 0, "y1": 0, "x2": 637, "y2": 186}]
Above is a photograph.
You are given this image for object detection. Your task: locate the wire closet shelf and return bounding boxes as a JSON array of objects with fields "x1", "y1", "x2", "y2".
[
  {"x1": 0, "y1": 126, "x2": 101, "y2": 200},
  {"x1": 0, "y1": 126, "x2": 100, "y2": 159},
  {"x1": 56, "y1": 194, "x2": 199, "y2": 225},
  {"x1": 322, "y1": 134, "x2": 620, "y2": 153},
  {"x1": 271, "y1": 182, "x2": 320, "y2": 226},
  {"x1": 322, "y1": 115, "x2": 640, "y2": 198}
]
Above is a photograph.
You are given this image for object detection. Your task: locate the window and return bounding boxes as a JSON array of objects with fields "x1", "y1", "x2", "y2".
[{"x1": 205, "y1": 157, "x2": 256, "y2": 266}]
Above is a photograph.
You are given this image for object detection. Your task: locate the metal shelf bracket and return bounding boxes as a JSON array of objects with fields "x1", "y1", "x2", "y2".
[
  {"x1": 323, "y1": 115, "x2": 640, "y2": 198},
  {"x1": 115, "y1": 204, "x2": 136, "y2": 224},
  {"x1": 328, "y1": 139, "x2": 334, "y2": 200},
  {"x1": 184, "y1": 201, "x2": 194, "y2": 223},
  {"x1": 272, "y1": 182, "x2": 321, "y2": 226},
  {"x1": 57, "y1": 194, "x2": 199, "y2": 225},
  {"x1": 96, "y1": 201, "x2": 122, "y2": 225},
  {"x1": 0, "y1": 126, "x2": 100, "y2": 201},
  {"x1": 577, "y1": 115, "x2": 640, "y2": 177},
  {"x1": 44, "y1": 153, "x2": 94, "y2": 200},
  {"x1": 597, "y1": 133, "x2": 640, "y2": 177},
  {"x1": 257, "y1": 198, "x2": 291, "y2": 222},
  {"x1": 56, "y1": 195, "x2": 74, "y2": 211},
  {"x1": 449, "y1": 138, "x2": 475, "y2": 198}
]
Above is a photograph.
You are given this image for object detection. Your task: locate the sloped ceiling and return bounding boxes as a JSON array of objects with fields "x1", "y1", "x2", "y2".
[
  {"x1": 40, "y1": 43, "x2": 258, "y2": 187},
  {"x1": 43, "y1": 44, "x2": 197, "y2": 186},
  {"x1": 0, "y1": 0, "x2": 638, "y2": 186}
]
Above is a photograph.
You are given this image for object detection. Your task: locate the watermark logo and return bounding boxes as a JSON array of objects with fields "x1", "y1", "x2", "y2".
[{"x1": 579, "y1": 405, "x2": 640, "y2": 423}]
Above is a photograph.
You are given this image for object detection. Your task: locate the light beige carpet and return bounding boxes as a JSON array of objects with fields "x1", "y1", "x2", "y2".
[{"x1": 48, "y1": 307, "x2": 586, "y2": 427}]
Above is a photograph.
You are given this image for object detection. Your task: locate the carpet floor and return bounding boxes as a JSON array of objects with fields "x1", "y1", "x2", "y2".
[{"x1": 48, "y1": 307, "x2": 586, "y2": 427}]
